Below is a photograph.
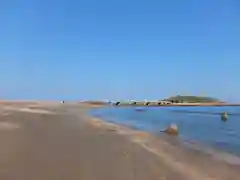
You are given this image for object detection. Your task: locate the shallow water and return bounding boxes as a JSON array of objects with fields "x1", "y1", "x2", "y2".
[{"x1": 91, "y1": 106, "x2": 240, "y2": 156}]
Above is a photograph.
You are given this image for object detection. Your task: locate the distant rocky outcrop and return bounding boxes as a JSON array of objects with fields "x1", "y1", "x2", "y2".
[{"x1": 164, "y1": 95, "x2": 221, "y2": 103}]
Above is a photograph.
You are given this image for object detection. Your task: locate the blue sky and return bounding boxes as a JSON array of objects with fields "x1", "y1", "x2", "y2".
[{"x1": 0, "y1": 0, "x2": 239, "y2": 101}]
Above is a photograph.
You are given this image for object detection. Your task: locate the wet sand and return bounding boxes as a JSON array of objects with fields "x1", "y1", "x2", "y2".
[{"x1": 0, "y1": 102, "x2": 239, "y2": 180}]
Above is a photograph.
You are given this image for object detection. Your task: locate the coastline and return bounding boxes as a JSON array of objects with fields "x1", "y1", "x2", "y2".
[
  {"x1": 87, "y1": 105, "x2": 240, "y2": 180},
  {"x1": 80, "y1": 100, "x2": 240, "y2": 107},
  {"x1": 116, "y1": 103, "x2": 240, "y2": 107},
  {"x1": 1, "y1": 102, "x2": 240, "y2": 180}
]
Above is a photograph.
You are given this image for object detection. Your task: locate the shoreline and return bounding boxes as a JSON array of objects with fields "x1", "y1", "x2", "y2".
[
  {"x1": 89, "y1": 105, "x2": 240, "y2": 159},
  {"x1": 115, "y1": 103, "x2": 240, "y2": 107},
  {"x1": 1, "y1": 102, "x2": 240, "y2": 180},
  {"x1": 89, "y1": 108, "x2": 240, "y2": 164},
  {"x1": 87, "y1": 105, "x2": 240, "y2": 179}
]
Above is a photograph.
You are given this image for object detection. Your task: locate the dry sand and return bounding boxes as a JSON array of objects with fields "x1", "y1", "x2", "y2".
[{"x1": 0, "y1": 102, "x2": 239, "y2": 180}]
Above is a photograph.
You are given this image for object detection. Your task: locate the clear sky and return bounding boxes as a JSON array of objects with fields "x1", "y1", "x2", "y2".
[{"x1": 0, "y1": 0, "x2": 239, "y2": 101}]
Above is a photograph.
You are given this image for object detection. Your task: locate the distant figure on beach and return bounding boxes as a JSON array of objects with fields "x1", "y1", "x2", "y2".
[
  {"x1": 61, "y1": 101, "x2": 65, "y2": 104},
  {"x1": 221, "y1": 112, "x2": 228, "y2": 121},
  {"x1": 161, "y1": 124, "x2": 179, "y2": 135}
]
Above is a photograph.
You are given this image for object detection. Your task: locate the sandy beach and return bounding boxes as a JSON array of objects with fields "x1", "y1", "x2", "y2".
[{"x1": 0, "y1": 102, "x2": 239, "y2": 180}]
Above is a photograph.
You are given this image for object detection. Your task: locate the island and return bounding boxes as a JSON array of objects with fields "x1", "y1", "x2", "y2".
[{"x1": 164, "y1": 95, "x2": 221, "y2": 103}]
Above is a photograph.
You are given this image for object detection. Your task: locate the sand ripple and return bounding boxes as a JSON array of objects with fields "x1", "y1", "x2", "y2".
[
  {"x1": 0, "y1": 122, "x2": 20, "y2": 130},
  {"x1": 2, "y1": 107, "x2": 54, "y2": 114},
  {"x1": 17, "y1": 108, "x2": 54, "y2": 114}
]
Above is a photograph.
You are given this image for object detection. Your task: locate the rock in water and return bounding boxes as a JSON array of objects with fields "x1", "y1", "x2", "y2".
[
  {"x1": 221, "y1": 112, "x2": 228, "y2": 121},
  {"x1": 163, "y1": 123, "x2": 179, "y2": 135}
]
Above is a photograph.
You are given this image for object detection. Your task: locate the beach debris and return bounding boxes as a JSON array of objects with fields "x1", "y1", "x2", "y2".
[
  {"x1": 161, "y1": 123, "x2": 179, "y2": 135},
  {"x1": 221, "y1": 112, "x2": 228, "y2": 121}
]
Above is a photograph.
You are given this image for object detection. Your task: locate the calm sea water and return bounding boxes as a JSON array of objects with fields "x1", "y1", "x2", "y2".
[{"x1": 91, "y1": 106, "x2": 240, "y2": 156}]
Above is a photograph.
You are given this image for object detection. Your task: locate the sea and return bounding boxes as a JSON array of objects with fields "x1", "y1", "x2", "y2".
[{"x1": 91, "y1": 106, "x2": 240, "y2": 156}]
